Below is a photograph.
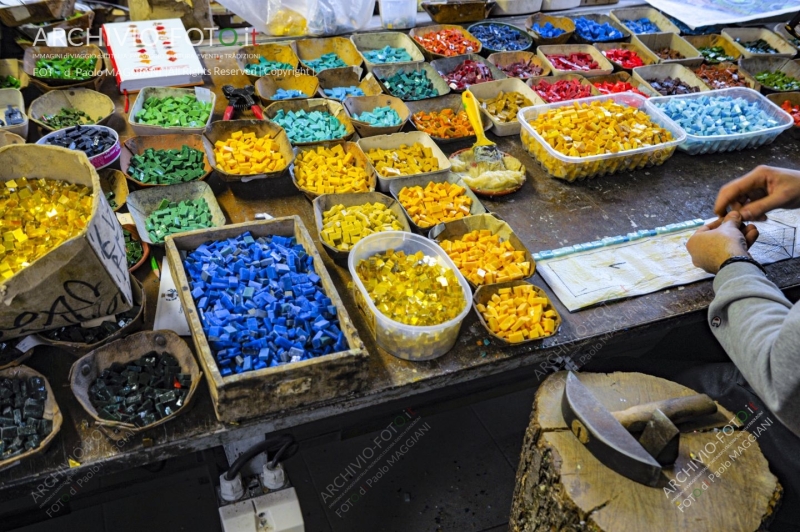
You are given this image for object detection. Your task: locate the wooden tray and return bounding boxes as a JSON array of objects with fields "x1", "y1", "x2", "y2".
[{"x1": 164, "y1": 216, "x2": 368, "y2": 423}]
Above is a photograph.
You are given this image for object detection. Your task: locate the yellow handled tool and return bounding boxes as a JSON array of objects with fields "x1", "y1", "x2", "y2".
[{"x1": 462, "y1": 90, "x2": 502, "y2": 165}]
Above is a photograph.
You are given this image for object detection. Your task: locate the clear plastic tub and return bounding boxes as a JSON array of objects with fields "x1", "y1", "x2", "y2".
[
  {"x1": 648, "y1": 87, "x2": 794, "y2": 155},
  {"x1": 379, "y1": 0, "x2": 417, "y2": 30},
  {"x1": 348, "y1": 232, "x2": 472, "y2": 361},
  {"x1": 517, "y1": 93, "x2": 685, "y2": 181}
]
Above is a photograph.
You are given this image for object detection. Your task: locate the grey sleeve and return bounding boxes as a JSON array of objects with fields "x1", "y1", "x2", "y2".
[{"x1": 709, "y1": 262, "x2": 800, "y2": 437}]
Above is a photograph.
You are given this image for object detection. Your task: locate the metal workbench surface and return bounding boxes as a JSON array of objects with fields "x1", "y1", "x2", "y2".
[{"x1": 4, "y1": 7, "x2": 800, "y2": 496}]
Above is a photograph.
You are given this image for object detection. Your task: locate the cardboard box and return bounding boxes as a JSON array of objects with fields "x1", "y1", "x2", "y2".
[{"x1": 0, "y1": 144, "x2": 133, "y2": 341}]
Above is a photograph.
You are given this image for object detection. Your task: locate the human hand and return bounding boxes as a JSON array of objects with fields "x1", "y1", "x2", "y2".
[
  {"x1": 686, "y1": 211, "x2": 759, "y2": 274},
  {"x1": 714, "y1": 165, "x2": 800, "y2": 221}
]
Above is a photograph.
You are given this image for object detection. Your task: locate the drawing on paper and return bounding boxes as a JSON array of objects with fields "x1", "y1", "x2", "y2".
[
  {"x1": 749, "y1": 219, "x2": 796, "y2": 264},
  {"x1": 536, "y1": 212, "x2": 800, "y2": 311}
]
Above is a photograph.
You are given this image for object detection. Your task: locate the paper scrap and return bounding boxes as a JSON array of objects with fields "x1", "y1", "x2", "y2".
[{"x1": 153, "y1": 256, "x2": 190, "y2": 336}]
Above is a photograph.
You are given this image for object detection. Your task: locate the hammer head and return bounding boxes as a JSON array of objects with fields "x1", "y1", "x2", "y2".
[
  {"x1": 639, "y1": 409, "x2": 680, "y2": 466},
  {"x1": 562, "y1": 372, "x2": 662, "y2": 487}
]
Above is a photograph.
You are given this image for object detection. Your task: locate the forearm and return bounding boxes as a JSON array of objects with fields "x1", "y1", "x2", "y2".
[{"x1": 709, "y1": 262, "x2": 800, "y2": 435}]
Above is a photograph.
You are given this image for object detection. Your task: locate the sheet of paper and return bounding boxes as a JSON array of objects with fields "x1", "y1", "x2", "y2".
[
  {"x1": 153, "y1": 256, "x2": 190, "y2": 336},
  {"x1": 645, "y1": 0, "x2": 800, "y2": 30},
  {"x1": 537, "y1": 215, "x2": 799, "y2": 312},
  {"x1": 116, "y1": 212, "x2": 134, "y2": 226}
]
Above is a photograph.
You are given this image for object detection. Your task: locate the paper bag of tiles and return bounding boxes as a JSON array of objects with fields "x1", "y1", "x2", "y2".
[{"x1": 0, "y1": 144, "x2": 132, "y2": 341}]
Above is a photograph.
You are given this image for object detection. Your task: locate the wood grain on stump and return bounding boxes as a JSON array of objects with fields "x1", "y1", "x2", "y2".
[{"x1": 510, "y1": 372, "x2": 782, "y2": 532}]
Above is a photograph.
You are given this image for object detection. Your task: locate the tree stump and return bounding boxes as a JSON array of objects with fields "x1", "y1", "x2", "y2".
[{"x1": 510, "y1": 372, "x2": 782, "y2": 532}]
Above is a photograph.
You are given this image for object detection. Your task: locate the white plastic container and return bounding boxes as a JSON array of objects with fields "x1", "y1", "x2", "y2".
[
  {"x1": 348, "y1": 231, "x2": 472, "y2": 361},
  {"x1": 379, "y1": 0, "x2": 417, "y2": 30},
  {"x1": 517, "y1": 92, "x2": 686, "y2": 181},
  {"x1": 648, "y1": 87, "x2": 794, "y2": 155},
  {"x1": 36, "y1": 124, "x2": 120, "y2": 169}
]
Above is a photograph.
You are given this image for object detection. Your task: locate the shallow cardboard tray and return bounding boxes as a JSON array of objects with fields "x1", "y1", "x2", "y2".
[
  {"x1": 486, "y1": 51, "x2": 551, "y2": 80},
  {"x1": 255, "y1": 71, "x2": 319, "y2": 104},
  {"x1": 289, "y1": 141, "x2": 376, "y2": 201},
  {"x1": 0, "y1": 339, "x2": 35, "y2": 371},
  {"x1": 593, "y1": 41, "x2": 660, "y2": 72},
  {"x1": 739, "y1": 56, "x2": 800, "y2": 95},
  {"x1": 609, "y1": 6, "x2": 681, "y2": 35},
  {"x1": 406, "y1": 92, "x2": 491, "y2": 143},
  {"x1": 23, "y1": 45, "x2": 103, "y2": 87},
  {"x1": 372, "y1": 62, "x2": 451, "y2": 101},
  {"x1": 472, "y1": 280, "x2": 561, "y2": 345},
  {"x1": 316, "y1": 67, "x2": 383, "y2": 100},
  {"x1": 295, "y1": 37, "x2": 363, "y2": 74},
  {"x1": 431, "y1": 53, "x2": 507, "y2": 92},
  {"x1": 99, "y1": 168, "x2": 128, "y2": 212},
  {"x1": 235, "y1": 43, "x2": 299, "y2": 84},
  {"x1": 525, "y1": 13, "x2": 575, "y2": 46},
  {"x1": 312, "y1": 191, "x2": 412, "y2": 264},
  {"x1": 388, "y1": 172, "x2": 487, "y2": 234},
  {"x1": 17, "y1": 2, "x2": 93, "y2": 41},
  {"x1": 766, "y1": 91, "x2": 800, "y2": 139},
  {"x1": 342, "y1": 94, "x2": 410, "y2": 137},
  {"x1": 0, "y1": 88, "x2": 28, "y2": 138},
  {"x1": 570, "y1": 13, "x2": 631, "y2": 44},
  {"x1": 69, "y1": 330, "x2": 201, "y2": 441},
  {"x1": 466, "y1": 78, "x2": 545, "y2": 136},
  {"x1": 127, "y1": 180, "x2": 227, "y2": 245},
  {"x1": 634, "y1": 32, "x2": 703, "y2": 68},
  {"x1": 0, "y1": 366, "x2": 62, "y2": 471},
  {"x1": 0, "y1": 0, "x2": 75, "y2": 27},
  {"x1": 420, "y1": 1, "x2": 495, "y2": 25},
  {"x1": 428, "y1": 213, "x2": 535, "y2": 288},
  {"x1": 0, "y1": 131, "x2": 25, "y2": 147},
  {"x1": 466, "y1": 21, "x2": 533, "y2": 56},
  {"x1": 263, "y1": 98, "x2": 354, "y2": 145},
  {"x1": 0, "y1": 144, "x2": 132, "y2": 340},
  {"x1": 492, "y1": 0, "x2": 540, "y2": 16},
  {"x1": 357, "y1": 131, "x2": 451, "y2": 193},
  {"x1": 632, "y1": 63, "x2": 710, "y2": 95},
  {"x1": 28, "y1": 87, "x2": 114, "y2": 132},
  {"x1": 164, "y1": 216, "x2": 368, "y2": 423},
  {"x1": 121, "y1": 134, "x2": 212, "y2": 187},
  {"x1": 537, "y1": 44, "x2": 614, "y2": 78},
  {"x1": 128, "y1": 87, "x2": 216, "y2": 136},
  {"x1": 722, "y1": 28, "x2": 796, "y2": 60},
  {"x1": 588, "y1": 71, "x2": 659, "y2": 97},
  {"x1": 527, "y1": 73, "x2": 601, "y2": 102},
  {"x1": 693, "y1": 62, "x2": 760, "y2": 91},
  {"x1": 204, "y1": 119, "x2": 294, "y2": 185},
  {"x1": 683, "y1": 34, "x2": 742, "y2": 65},
  {"x1": 28, "y1": 72, "x2": 103, "y2": 93},
  {"x1": 350, "y1": 31, "x2": 426, "y2": 73},
  {"x1": 409, "y1": 24, "x2": 483, "y2": 61},
  {"x1": 0, "y1": 59, "x2": 30, "y2": 90},
  {"x1": 773, "y1": 23, "x2": 800, "y2": 51},
  {"x1": 36, "y1": 276, "x2": 145, "y2": 356},
  {"x1": 122, "y1": 224, "x2": 149, "y2": 273}
]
